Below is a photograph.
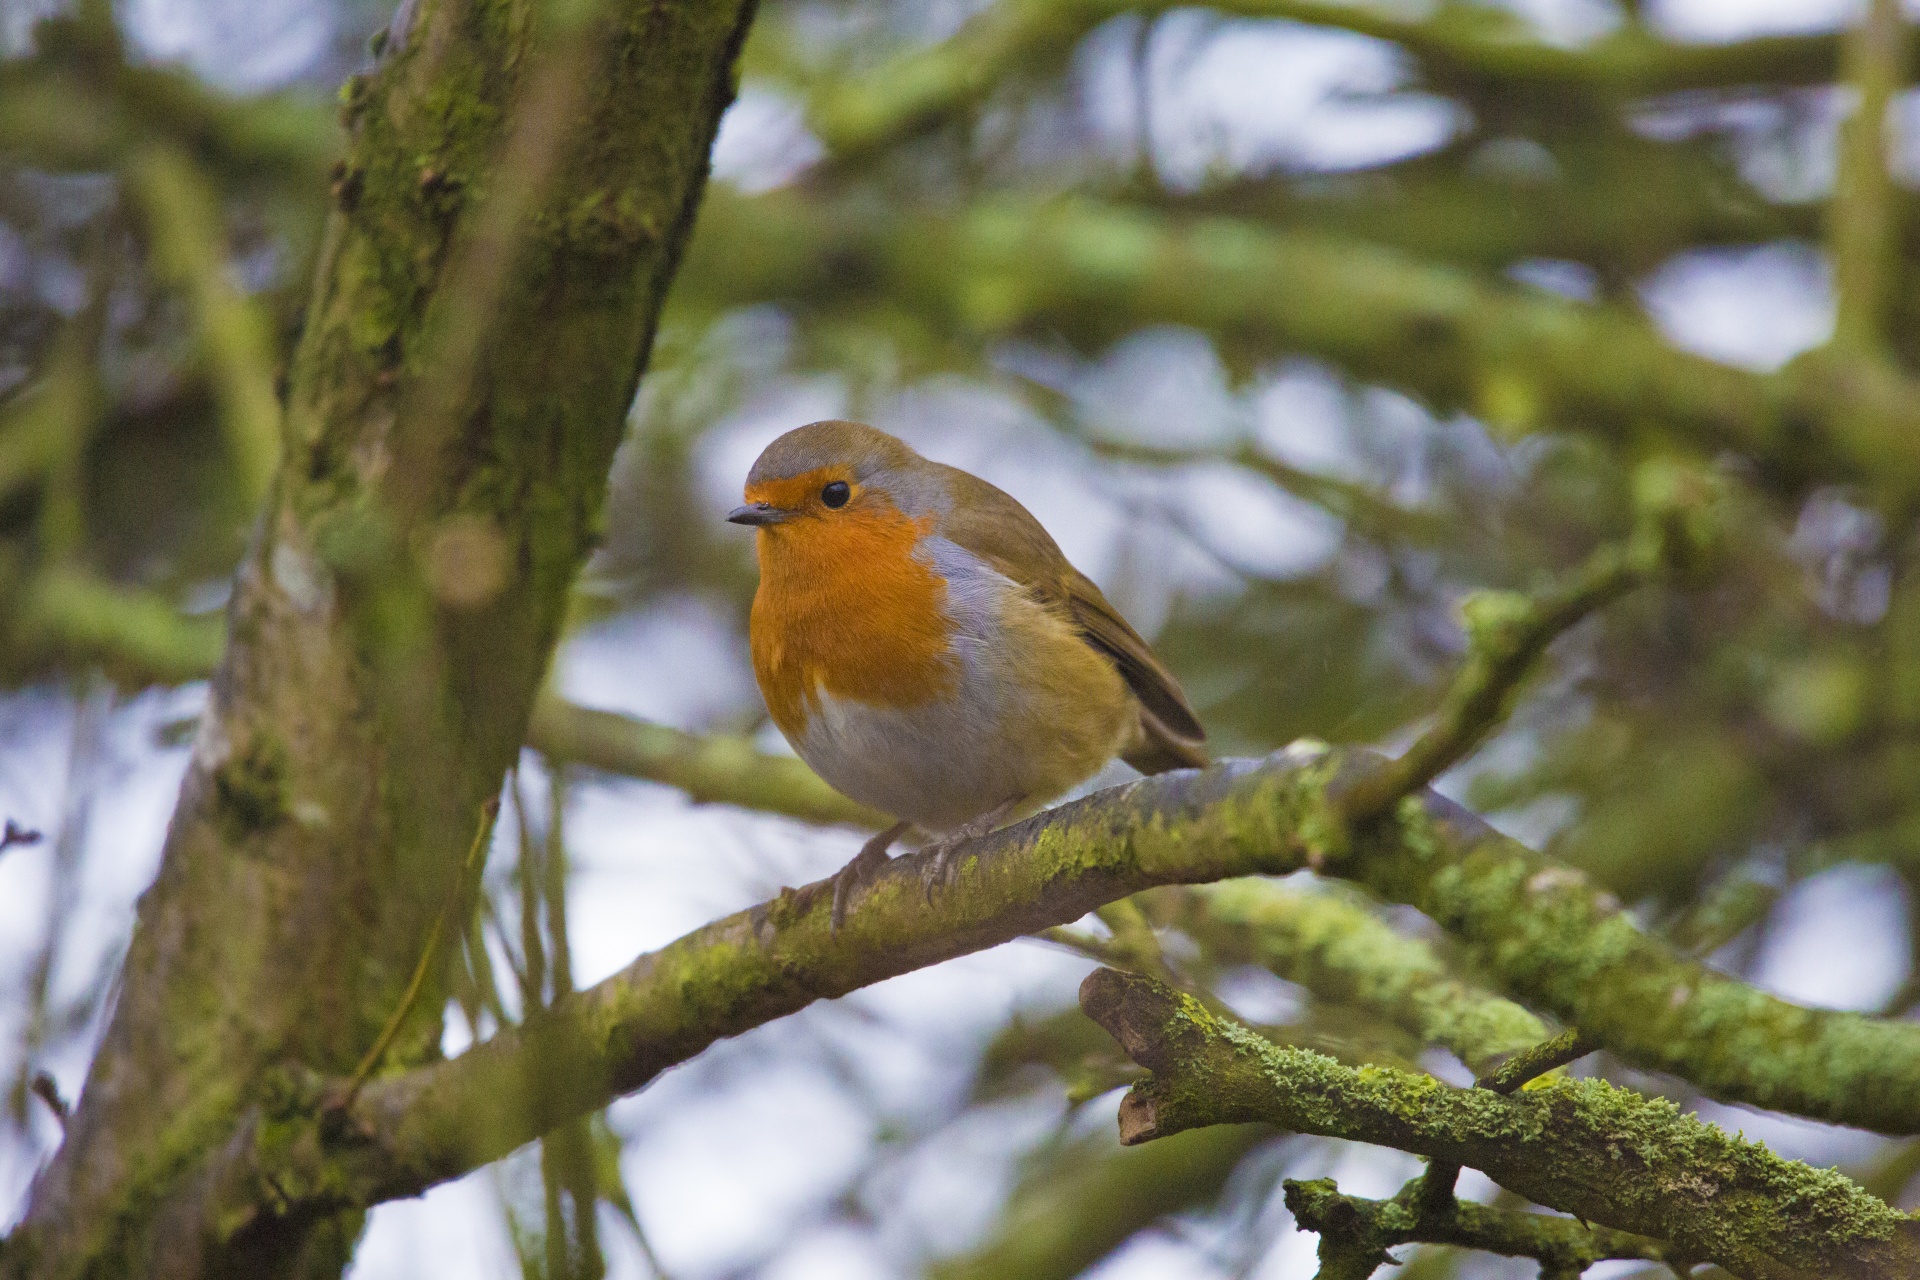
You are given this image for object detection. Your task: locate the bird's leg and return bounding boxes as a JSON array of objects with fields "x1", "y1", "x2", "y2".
[
  {"x1": 831, "y1": 820, "x2": 912, "y2": 932},
  {"x1": 920, "y1": 796, "x2": 1024, "y2": 903}
]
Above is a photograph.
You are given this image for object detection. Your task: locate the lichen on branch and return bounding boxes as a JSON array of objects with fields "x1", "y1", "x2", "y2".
[
  {"x1": 1177, "y1": 880, "x2": 1547, "y2": 1076},
  {"x1": 0, "y1": 0, "x2": 764, "y2": 1273},
  {"x1": 172, "y1": 741, "x2": 1920, "y2": 1247},
  {"x1": 1282, "y1": 1174, "x2": 1670, "y2": 1278},
  {"x1": 1079, "y1": 967, "x2": 1920, "y2": 1280}
]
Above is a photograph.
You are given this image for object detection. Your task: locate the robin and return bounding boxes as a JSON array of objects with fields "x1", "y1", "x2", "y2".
[{"x1": 729, "y1": 420, "x2": 1207, "y2": 927}]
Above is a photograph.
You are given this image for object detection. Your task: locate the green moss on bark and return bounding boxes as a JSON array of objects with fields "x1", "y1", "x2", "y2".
[
  {"x1": 1084, "y1": 969, "x2": 1920, "y2": 1280},
  {"x1": 1350, "y1": 786, "x2": 1920, "y2": 1132},
  {"x1": 3, "y1": 0, "x2": 762, "y2": 1276},
  {"x1": 1187, "y1": 879, "x2": 1547, "y2": 1075}
]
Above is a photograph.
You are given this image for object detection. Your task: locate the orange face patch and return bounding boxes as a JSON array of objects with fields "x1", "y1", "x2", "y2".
[
  {"x1": 747, "y1": 472, "x2": 956, "y2": 737},
  {"x1": 745, "y1": 466, "x2": 854, "y2": 516}
]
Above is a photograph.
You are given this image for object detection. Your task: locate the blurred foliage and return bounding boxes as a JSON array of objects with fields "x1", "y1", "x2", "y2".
[{"x1": 9, "y1": 0, "x2": 1920, "y2": 1276}]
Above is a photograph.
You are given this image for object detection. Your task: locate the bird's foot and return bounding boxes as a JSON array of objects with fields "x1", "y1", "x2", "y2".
[
  {"x1": 916, "y1": 835, "x2": 965, "y2": 905},
  {"x1": 830, "y1": 821, "x2": 910, "y2": 932},
  {"x1": 919, "y1": 798, "x2": 1023, "y2": 904}
]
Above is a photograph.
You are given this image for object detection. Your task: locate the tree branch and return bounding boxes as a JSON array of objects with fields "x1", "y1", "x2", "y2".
[
  {"x1": 247, "y1": 745, "x2": 1334, "y2": 1221},
  {"x1": 802, "y1": 0, "x2": 1882, "y2": 164},
  {"x1": 682, "y1": 188, "x2": 1920, "y2": 500},
  {"x1": 1474, "y1": 1027, "x2": 1594, "y2": 1095},
  {"x1": 931, "y1": 1127, "x2": 1272, "y2": 1280},
  {"x1": 2, "y1": 0, "x2": 762, "y2": 1272},
  {"x1": 526, "y1": 694, "x2": 886, "y2": 828},
  {"x1": 1177, "y1": 881, "x2": 1548, "y2": 1076},
  {"x1": 0, "y1": 578, "x2": 877, "y2": 830},
  {"x1": 1283, "y1": 1174, "x2": 1670, "y2": 1278},
  {"x1": 1080, "y1": 968, "x2": 1919, "y2": 1280},
  {"x1": 1334, "y1": 537, "x2": 1652, "y2": 828},
  {"x1": 13, "y1": 547, "x2": 1920, "y2": 1142},
  {"x1": 12, "y1": 569, "x2": 224, "y2": 687},
  {"x1": 128, "y1": 146, "x2": 282, "y2": 502},
  {"x1": 1, "y1": 14, "x2": 336, "y2": 186},
  {"x1": 945, "y1": 900, "x2": 1547, "y2": 1280},
  {"x1": 1829, "y1": 0, "x2": 1907, "y2": 355},
  {"x1": 1169, "y1": 137, "x2": 1814, "y2": 278},
  {"x1": 1083, "y1": 436, "x2": 1455, "y2": 547},
  {"x1": 1330, "y1": 770, "x2": 1920, "y2": 1134},
  {"x1": 120, "y1": 740, "x2": 1920, "y2": 1256}
]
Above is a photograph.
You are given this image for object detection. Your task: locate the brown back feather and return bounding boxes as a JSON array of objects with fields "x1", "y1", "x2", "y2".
[{"x1": 934, "y1": 465, "x2": 1208, "y2": 775}]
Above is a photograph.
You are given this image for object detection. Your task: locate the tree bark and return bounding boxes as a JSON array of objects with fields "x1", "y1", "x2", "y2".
[
  {"x1": 3, "y1": 0, "x2": 756, "y2": 1275},
  {"x1": 1082, "y1": 968, "x2": 1920, "y2": 1280}
]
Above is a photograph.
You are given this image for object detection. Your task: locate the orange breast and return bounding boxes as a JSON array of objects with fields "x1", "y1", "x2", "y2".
[{"x1": 749, "y1": 495, "x2": 958, "y2": 740}]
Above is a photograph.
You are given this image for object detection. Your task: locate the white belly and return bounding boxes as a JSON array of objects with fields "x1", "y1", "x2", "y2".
[{"x1": 794, "y1": 686, "x2": 1028, "y2": 831}]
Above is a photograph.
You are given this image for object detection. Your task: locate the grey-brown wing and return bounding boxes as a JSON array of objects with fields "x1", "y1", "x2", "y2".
[
  {"x1": 1061, "y1": 573, "x2": 1208, "y2": 774},
  {"x1": 936, "y1": 465, "x2": 1207, "y2": 775}
]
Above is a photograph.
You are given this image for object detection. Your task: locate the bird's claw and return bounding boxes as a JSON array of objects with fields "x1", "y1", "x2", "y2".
[
  {"x1": 918, "y1": 838, "x2": 962, "y2": 904},
  {"x1": 918, "y1": 799, "x2": 1021, "y2": 905},
  {"x1": 829, "y1": 823, "x2": 907, "y2": 933},
  {"x1": 829, "y1": 847, "x2": 883, "y2": 933}
]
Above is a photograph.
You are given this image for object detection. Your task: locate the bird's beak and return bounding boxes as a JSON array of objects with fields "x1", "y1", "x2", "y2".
[{"x1": 727, "y1": 502, "x2": 789, "y2": 527}]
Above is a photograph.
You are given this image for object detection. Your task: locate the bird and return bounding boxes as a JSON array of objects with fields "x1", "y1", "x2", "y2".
[{"x1": 728, "y1": 420, "x2": 1207, "y2": 928}]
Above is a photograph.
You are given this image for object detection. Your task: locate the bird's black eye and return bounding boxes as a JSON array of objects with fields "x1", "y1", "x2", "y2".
[{"x1": 821, "y1": 481, "x2": 851, "y2": 509}]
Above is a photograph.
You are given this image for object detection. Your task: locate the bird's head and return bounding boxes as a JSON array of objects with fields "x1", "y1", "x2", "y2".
[{"x1": 728, "y1": 420, "x2": 944, "y2": 534}]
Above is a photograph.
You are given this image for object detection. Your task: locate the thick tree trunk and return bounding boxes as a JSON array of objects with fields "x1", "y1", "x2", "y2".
[{"x1": 3, "y1": 0, "x2": 755, "y2": 1275}]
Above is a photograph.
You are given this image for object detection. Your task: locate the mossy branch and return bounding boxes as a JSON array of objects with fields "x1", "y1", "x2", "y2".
[
  {"x1": 14, "y1": 570, "x2": 225, "y2": 687},
  {"x1": 2, "y1": 14, "x2": 336, "y2": 185},
  {"x1": 1177, "y1": 880, "x2": 1548, "y2": 1077},
  {"x1": 1284, "y1": 1174, "x2": 1670, "y2": 1278},
  {"x1": 1079, "y1": 968, "x2": 1919, "y2": 1280},
  {"x1": 1337, "y1": 775, "x2": 1920, "y2": 1134},
  {"x1": 1169, "y1": 137, "x2": 1816, "y2": 276},
  {"x1": 119, "y1": 742, "x2": 1920, "y2": 1255},
  {"x1": 227, "y1": 745, "x2": 1334, "y2": 1225},
  {"x1": 14, "y1": 551, "x2": 1920, "y2": 1142},
  {"x1": 1474, "y1": 1027, "x2": 1594, "y2": 1095},
  {"x1": 1331, "y1": 460, "x2": 1718, "y2": 848}
]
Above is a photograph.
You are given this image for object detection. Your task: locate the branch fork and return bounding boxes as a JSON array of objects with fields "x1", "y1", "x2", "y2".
[{"x1": 1078, "y1": 967, "x2": 1920, "y2": 1280}]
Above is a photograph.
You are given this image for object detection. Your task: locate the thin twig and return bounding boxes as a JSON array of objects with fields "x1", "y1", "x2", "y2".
[
  {"x1": 344, "y1": 797, "x2": 500, "y2": 1102},
  {"x1": 1085, "y1": 435, "x2": 1456, "y2": 548},
  {"x1": 1288, "y1": 1174, "x2": 1673, "y2": 1279},
  {"x1": 0, "y1": 821, "x2": 42, "y2": 855},
  {"x1": 512, "y1": 770, "x2": 548, "y2": 1007},
  {"x1": 1336, "y1": 542, "x2": 1647, "y2": 829},
  {"x1": 1477, "y1": 1028, "x2": 1597, "y2": 1096},
  {"x1": 1411, "y1": 1027, "x2": 1599, "y2": 1229},
  {"x1": 28, "y1": 1073, "x2": 69, "y2": 1127}
]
